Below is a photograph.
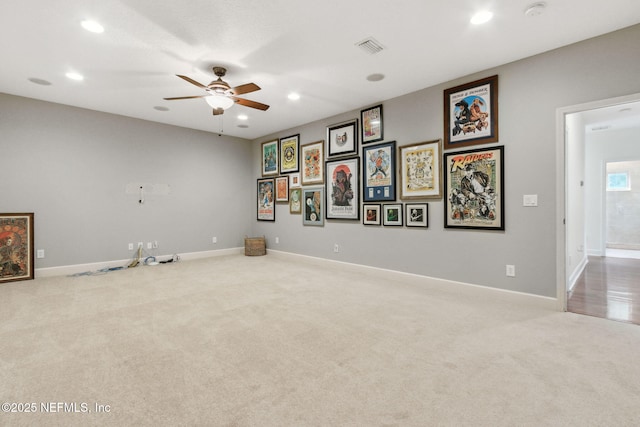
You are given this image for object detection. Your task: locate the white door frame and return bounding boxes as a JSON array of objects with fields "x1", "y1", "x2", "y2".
[{"x1": 556, "y1": 92, "x2": 640, "y2": 310}]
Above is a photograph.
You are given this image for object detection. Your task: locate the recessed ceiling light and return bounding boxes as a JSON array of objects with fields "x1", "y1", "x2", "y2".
[
  {"x1": 154, "y1": 106, "x2": 169, "y2": 112},
  {"x1": 288, "y1": 93, "x2": 300, "y2": 101},
  {"x1": 366, "y1": 73, "x2": 385, "y2": 82},
  {"x1": 470, "y1": 10, "x2": 493, "y2": 25},
  {"x1": 81, "y1": 20, "x2": 104, "y2": 33},
  {"x1": 524, "y1": 2, "x2": 546, "y2": 17},
  {"x1": 65, "y1": 72, "x2": 84, "y2": 81},
  {"x1": 237, "y1": 114, "x2": 248, "y2": 120},
  {"x1": 28, "y1": 77, "x2": 52, "y2": 86}
]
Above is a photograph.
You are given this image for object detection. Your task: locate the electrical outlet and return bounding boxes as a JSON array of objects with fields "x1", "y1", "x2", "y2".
[
  {"x1": 128, "y1": 243, "x2": 134, "y2": 250},
  {"x1": 275, "y1": 237, "x2": 279, "y2": 244},
  {"x1": 152, "y1": 241, "x2": 158, "y2": 249},
  {"x1": 36, "y1": 249, "x2": 45, "y2": 259},
  {"x1": 147, "y1": 242, "x2": 152, "y2": 249},
  {"x1": 506, "y1": 265, "x2": 516, "y2": 277},
  {"x1": 138, "y1": 242, "x2": 143, "y2": 248},
  {"x1": 212, "y1": 237, "x2": 217, "y2": 244},
  {"x1": 334, "y1": 244, "x2": 339, "y2": 253}
]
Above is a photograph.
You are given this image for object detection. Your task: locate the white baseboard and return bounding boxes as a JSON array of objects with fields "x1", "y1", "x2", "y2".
[
  {"x1": 35, "y1": 247, "x2": 243, "y2": 278},
  {"x1": 266, "y1": 249, "x2": 558, "y2": 311},
  {"x1": 568, "y1": 255, "x2": 588, "y2": 292}
]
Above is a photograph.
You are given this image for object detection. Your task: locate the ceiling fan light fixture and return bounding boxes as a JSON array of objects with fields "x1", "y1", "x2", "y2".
[{"x1": 205, "y1": 95, "x2": 234, "y2": 110}]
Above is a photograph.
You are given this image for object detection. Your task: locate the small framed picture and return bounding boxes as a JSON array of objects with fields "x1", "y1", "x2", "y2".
[
  {"x1": 405, "y1": 203, "x2": 428, "y2": 227},
  {"x1": 363, "y1": 204, "x2": 381, "y2": 226},
  {"x1": 302, "y1": 187, "x2": 324, "y2": 226},
  {"x1": 383, "y1": 204, "x2": 403, "y2": 226},
  {"x1": 300, "y1": 140, "x2": 324, "y2": 185},
  {"x1": 275, "y1": 176, "x2": 289, "y2": 202},
  {"x1": 289, "y1": 173, "x2": 301, "y2": 188},
  {"x1": 327, "y1": 119, "x2": 358, "y2": 157},
  {"x1": 361, "y1": 104, "x2": 384, "y2": 144},
  {"x1": 279, "y1": 134, "x2": 300, "y2": 174},
  {"x1": 256, "y1": 178, "x2": 275, "y2": 221},
  {"x1": 363, "y1": 141, "x2": 396, "y2": 202},
  {"x1": 444, "y1": 75, "x2": 498, "y2": 150},
  {"x1": 398, "y1": 139, "x2": 442, "y2": 199},
  {"x1": 289, "y1": 188, "x2": 302, "y2": 214},
  {"x1": 261, "y1": 140, "x2": 279, "y2": 176},
  {"x1": 0, "y1": 213, "x2": 34, "y2": 283}
]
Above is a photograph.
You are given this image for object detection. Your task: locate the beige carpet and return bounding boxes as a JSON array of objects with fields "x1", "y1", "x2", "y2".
[{"x1": 1, "y1": 253, "x2": 639, "y2": 426}]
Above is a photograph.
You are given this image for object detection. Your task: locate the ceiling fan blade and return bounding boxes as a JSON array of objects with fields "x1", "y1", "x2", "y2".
[
  {"x1": 232, "y1": 97, "x2": 270, "y2": 111},
  {"x1": 229, "y1": 83, "x2": 260, "y2": 96},
  {"x1": 212, "y1": 108, "x2": 224, "y2": 116},
  {"x1": 176, "y1": 74, "x2": 208, "y2": 89},
  {"x1": 163, "y1": 95, "x2": 207, "y2": 100}
]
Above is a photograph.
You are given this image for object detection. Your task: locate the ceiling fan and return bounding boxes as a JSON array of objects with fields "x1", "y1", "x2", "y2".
[{"x1": 163, "y1": 67, "x2": 270, "y2": 115}]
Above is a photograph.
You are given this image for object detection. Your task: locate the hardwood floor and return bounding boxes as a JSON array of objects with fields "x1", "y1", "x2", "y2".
[{"x1": 568, "y1": 254, "x2": 640, "y2": 325}]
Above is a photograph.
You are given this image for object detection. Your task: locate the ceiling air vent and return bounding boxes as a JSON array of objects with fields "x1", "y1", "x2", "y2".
[{"x1": 356, "y1": 37, "x2": 384, "y2": 54}]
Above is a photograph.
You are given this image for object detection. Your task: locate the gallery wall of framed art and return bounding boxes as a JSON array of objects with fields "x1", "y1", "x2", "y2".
[{"x1": 255, "y1": 74, "x2": 505, "y2": 234}]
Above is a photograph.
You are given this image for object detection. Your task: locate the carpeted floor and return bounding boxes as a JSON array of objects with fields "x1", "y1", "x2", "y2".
[{"x1": 1, "y1": 253, "x2": 639, "y2": 426}]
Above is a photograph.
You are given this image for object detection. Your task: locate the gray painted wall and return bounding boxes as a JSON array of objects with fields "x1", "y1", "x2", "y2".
[
  {"x1": 3, "y1": 25, "x2": 639, "y2": 298},
  {"x1": 1, "y1": 95, "x2": 253, "y2": 267},
  {"x1": 252, "y1": 24, "x2": 640, "y2": 298}
]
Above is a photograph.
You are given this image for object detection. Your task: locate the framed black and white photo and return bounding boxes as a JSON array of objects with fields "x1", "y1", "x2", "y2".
[
  {"x1": 405, "y1": 203, "x2": 428, "y2": 227},
  {"x1": 327, "y1": 119, "x2": 358, "y2": 158}
]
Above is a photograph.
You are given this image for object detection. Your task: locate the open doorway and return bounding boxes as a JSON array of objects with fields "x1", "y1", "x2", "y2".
[
  {"x1": 604, "y1": 160, "x2": 640, "y2": 260},
  {"x1": 561, "y1": 96, "x2": 640, "y2": 325}
]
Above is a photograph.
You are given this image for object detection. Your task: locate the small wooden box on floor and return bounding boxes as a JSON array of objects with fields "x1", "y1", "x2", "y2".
[{"x1": 244, "y1": 236, "x2": 266, "y2": 256}]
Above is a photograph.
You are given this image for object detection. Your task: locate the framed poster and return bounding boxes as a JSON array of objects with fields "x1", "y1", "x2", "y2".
[
  {"x1": 443, "y1": 75, "x2": 498, "y2": 150},
  {"x1": 326, "y1": 157, "x2": 359, "y2": 220},
  {"x1": 363, "y1": 204, "x2": 381, "y2": 226},
  {"x1": 406, "y1": 203, "x2": 428, "y2": 228},
  {"x1": 399, "y1": 139, "x2": 442, "y2": 200},
  {"x1": 300, "y1": 140, "x2": 324, "y2": 185},
  {"x1": 327, "y1": 119, "x2": 358, "y2": 157},
  {"x1": 275, "y1": 176, "x2": 289, "y2": 202},
  {"x1": 289, "y1": 188, "x2": 302, "y2": 214},
  {"x1": 363, "y1": 141, "x2": 396, "y2": 202},
  {"x1": 0, "y1": 213, "x2": 34, "y2": 283},
  {"x1": 261, "y1": 140, "x2": 279, "y2": 176},
  {"x1": 444, "y1": 146, "x2": 504, "y2": 230},
  {"x1": 383, "y1": 204, "x2": 403, "y2": 226},
  {"x1": 279, "y1": 134, "x2": 300, "y2": 174},
  {"x1": 302, "y1": 187, "x2": 324, "y2": 226},
  {"x1": 257, "y1": 178, "x2": 275, "y2": 221},
  {"x1": 361, "y1": 104, "x2": 383, "y2": 144}
]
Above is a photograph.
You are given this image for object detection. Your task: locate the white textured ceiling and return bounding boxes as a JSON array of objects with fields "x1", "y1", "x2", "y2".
[{"x1": 1, "y1": 0, "x2": 640, "y2": 140}]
